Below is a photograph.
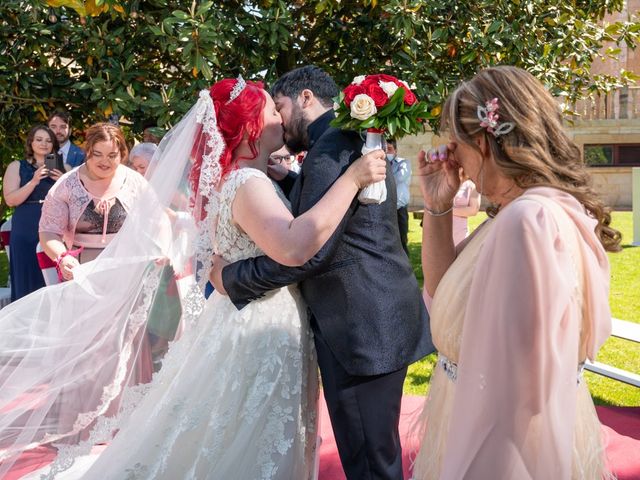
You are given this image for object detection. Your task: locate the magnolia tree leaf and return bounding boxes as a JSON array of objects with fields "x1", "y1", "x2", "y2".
[{"x1": 0, "y1": 0, "x2": 638, "y2": 180}]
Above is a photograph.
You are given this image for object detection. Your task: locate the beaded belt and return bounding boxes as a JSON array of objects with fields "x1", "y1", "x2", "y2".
[{"x1": 438, "y1": 354, "x2": 586, "y2": 385}]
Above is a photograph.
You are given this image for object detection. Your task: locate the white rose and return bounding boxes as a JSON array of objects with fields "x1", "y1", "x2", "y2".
[
  {"x1": 350, "y1": 94, "x2": 377, "y2": 120},
  {"x1": 333, "y1": 101, "x2": 340, "y2": 112},
  {"x1": 379, "y1": 80, "x2": 398, "y2": 98},
  {"x1": 399, "y1": 79, "x2": 412, "y2": 91},
  {"x1": 352, "y1": 75, "x2": 366, "y2": 85}
]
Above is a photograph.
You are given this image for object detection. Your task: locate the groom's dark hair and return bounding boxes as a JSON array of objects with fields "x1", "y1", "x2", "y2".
[{"x1": 271, "y1": 65, "x2": 339, "y2": 108}]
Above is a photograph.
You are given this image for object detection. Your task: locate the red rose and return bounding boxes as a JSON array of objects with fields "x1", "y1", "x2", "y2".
[
  {"x1": 379, "y1": 74, "x2": 399, "y2": 83},
  {"x1": 359, "y1": 76, "x2": 377, "y2": 88},
  {"x1": 365, "y1": 82, "x2": 389, "y2": 107},
  {"x1": 343, "y1": 84, "x2": 364, "y2": 107},
  {"x1": 402, "y1": 87, "x2": 417, "y2": 106}
]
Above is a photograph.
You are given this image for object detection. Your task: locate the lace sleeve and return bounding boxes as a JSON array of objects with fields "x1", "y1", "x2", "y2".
[
  {"x1": 215, "y1": 168, "x2": 270, "y2": 262},
  {"x1": 39, "y1": 178, "x2": 71, "y2": 236},
  {"x1": 224, "y1": 168, "x2": 269, "y2": 195}
]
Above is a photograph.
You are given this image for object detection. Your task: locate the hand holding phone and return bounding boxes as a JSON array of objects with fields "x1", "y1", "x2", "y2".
[{"x1": 44, "y1": 153, "x2": 64, "y2": 176}]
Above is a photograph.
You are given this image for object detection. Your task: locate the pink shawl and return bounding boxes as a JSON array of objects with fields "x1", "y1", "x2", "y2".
[
  {"x1": 39, "y1": 166, "x2": 146, "y2": 247},
  {"x1": 440, "y1": 187, "x2": 611, "y2": 478}
]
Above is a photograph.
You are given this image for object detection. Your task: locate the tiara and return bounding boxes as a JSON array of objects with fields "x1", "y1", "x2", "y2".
[
  {"x1": 477, "y1": 97, "x2": 515, "y2": 138},
  {"x1": 225, "y1": 75, "x2": 247, "y2": 105}
]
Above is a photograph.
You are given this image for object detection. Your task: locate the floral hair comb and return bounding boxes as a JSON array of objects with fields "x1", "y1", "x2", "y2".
[
  {"x1": 226, "y1": 75, "x2": 246, "y2": 105},
  {"x1": 477, "y1": 97, "x2": 515, "y2": 137}
]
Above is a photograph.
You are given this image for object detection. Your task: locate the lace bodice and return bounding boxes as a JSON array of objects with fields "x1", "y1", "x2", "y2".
[
  {"x1": 39, "y1": 166, "x2": 146, "y2": 246},
  {"x1": 215, "y1": 168, "x2": 290, "y2": 263}
]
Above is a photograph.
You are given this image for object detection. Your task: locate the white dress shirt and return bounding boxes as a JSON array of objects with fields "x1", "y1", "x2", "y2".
[
  {"x1": 58, "y1": 140, "x2": 71, "y2": 164},
  {"x1": 390, "y1": 156, "x2": 411, "y2": 209}
]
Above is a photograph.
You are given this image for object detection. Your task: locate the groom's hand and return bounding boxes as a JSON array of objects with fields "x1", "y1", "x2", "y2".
[
  {"x1": 209, "y1": 254, "x2": 229, "y2": 295},
  {"x1": 266, "y1": 157, "x2": 289, "y2": 181}
]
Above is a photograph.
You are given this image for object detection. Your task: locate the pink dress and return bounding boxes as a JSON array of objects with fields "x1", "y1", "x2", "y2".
[
  {"x1": 414, "y1": 187, "x2": 612, "y2": 479},
  {"x1": 451, "y1": 180, "x2": 476, "y2": 245}
]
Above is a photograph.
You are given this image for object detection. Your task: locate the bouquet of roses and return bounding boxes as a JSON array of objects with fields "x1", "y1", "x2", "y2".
[{"x1": 331, "y1": 74, "x2": 430, "y2": 204}]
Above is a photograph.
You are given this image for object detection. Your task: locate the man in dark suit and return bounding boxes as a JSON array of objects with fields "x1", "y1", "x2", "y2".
[
  {"x1": 210, "y1": 65, "x2": 434, "y2": 479},
  {"x1": 48, "y1": 110, "x2": 85, "y2": 169}
]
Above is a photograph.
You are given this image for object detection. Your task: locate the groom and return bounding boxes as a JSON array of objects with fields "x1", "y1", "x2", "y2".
[{"x1": 210, "y1": 65, "x2": 433, "y2": 479}]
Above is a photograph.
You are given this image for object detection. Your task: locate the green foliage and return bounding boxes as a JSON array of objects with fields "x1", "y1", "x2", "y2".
[
  {"x1": 584, "y1": 145, "x2": 613, "y2": 166},
  {"x1": 1, "y1": 0, "x2": 639, "y2": 166}
]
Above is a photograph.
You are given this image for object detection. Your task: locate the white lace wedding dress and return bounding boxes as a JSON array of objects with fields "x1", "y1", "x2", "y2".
[{"x1": 32, "y1": 168, "x2": 319, "y2": 480}]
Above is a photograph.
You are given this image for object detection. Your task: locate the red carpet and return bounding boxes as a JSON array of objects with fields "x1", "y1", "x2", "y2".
[
  {"x1": 597, "y1": 406, "x2": 640, "y2": 480},
  {"x1": 5, "y1": 397, "x2": 640, "y2": 479},
  {"x1": 317, "y1": 396, "x2": 640, "y2": 480}
]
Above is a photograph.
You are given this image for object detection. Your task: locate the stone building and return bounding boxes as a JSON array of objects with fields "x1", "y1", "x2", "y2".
[{"x1": 401, "y1": 1, "x2": 640, "y2": 210}]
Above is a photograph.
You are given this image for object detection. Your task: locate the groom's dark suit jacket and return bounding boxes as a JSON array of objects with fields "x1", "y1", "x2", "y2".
[{"x1": 222, "y1": 110, "x2": 434, "y2": 376}]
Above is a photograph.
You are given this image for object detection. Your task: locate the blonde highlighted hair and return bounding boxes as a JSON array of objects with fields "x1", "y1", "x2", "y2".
[{"x1": 441, "y1": 66, "x2": 621, "y2": 252}]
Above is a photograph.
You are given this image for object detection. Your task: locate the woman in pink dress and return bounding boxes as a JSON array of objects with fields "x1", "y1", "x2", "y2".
[
  {"x1": 39, "y1": 123, "x2": 148, "y2": 277},
  {"x1": 414, "y1": 66, "x2": 620, "y2": 479},
  {"x1": 38, "y1": 123, "x2": 153, "y2": 385},
  {"x1": 451, "y1": 169, "x2": 480, "y2": 245}
]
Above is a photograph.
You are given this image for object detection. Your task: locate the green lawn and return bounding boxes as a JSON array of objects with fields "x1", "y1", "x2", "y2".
[{"x1": 405, "y1": 212, "x2": 640, "y2": 406}]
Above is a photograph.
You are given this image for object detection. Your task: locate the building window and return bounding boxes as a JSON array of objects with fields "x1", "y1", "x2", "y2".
[{"x1": 584, "y1": 144, "x2": 640, "y2": 166}]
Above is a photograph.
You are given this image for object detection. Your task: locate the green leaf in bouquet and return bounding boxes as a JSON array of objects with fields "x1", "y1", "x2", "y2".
[
  {"x1": 360, "y1": 117, "x2": 377, "y2": 129},
  {"x1": 335, "y1": 109, "x2": 349, "y2": 123},
  {"x1": 377, "y1": 87, "x2": 406, "y2": 117},
  {"x1": 388, "y1": 118, "x2": 397, "y2": 136},
  {"x1": 402, "y1": 115, "x2": 411, "y2": 133}
]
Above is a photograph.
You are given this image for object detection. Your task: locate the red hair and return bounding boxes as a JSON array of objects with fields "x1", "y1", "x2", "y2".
[{"x1": 190, "y1": 79, "x2": 266, "y2": 196}]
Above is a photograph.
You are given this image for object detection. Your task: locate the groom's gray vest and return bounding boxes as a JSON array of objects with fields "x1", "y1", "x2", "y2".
[{"x1": 222, "y1": 110, "x2": 434, "y2": 376}]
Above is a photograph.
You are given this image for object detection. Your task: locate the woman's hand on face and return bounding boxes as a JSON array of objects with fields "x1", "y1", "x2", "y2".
[
  {"x1": 30, "y1": 165, "x2": 49, "y2": 187},
  {"x1": 347, "y1": 149, "x2": 387, "y2": 189},
  {"x1": 417, "y1": 143, "x2": 461, "y2": 211},
  {"x1": 59, "y1": 255, "x2": 79, "y2": 281},
  {"x1": 49, "y1": 168, "x2": 64, "y2": 181}
]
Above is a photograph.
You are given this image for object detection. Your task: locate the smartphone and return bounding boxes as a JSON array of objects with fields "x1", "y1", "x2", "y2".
[{"x1": 44, "y1": 153, "x2": 64, "y2": 174}]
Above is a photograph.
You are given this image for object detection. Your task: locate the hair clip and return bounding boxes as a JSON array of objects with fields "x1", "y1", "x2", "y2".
[
  {"x1": 226, "y1": 75, "x2": 247, "y2": 105},
  {"x1": 477, "y1": 97, "x2": 515, "y2": 137}
]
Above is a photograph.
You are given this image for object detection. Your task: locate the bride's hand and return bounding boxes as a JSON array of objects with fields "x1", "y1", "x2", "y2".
[
  {"x1": 346, "y1": 149, "x2": 387, "y2": 189},
  {"x1": 209, "y1": 254, "x2": 229, "y2": 295},
  {"x1": 417, "y1": 144, "x2": 460, "y2": 212}
]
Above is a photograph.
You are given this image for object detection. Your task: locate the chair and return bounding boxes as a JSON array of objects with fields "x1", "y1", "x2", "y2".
[
  {"x1": 0, "y1": 217, "x2": 12, "y2": 283},
  {"x1": 585, "y1": 318, "x2": 640, "y2": 388},
  {"x1": 0, "y1": 216, "x2": 12, "y2": 255},
  {"x1": 0, "y1": 217, "x2": 12, "y2": 307},
  {"x1": 36, "y1": 242, "x2": 60, "y2": 286}
]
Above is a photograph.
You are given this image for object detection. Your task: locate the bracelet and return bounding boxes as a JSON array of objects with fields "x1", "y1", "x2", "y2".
[
  {"x1": 55, "y1": 247, "x2": 84, "y2": 281},
  {"x1": 55, "y1": 252, "x2": 69, "y2": 282},
  {"x1": 424, "y1": 204, "x2": 454, "y2": 217},
  {"x1": 55, "y1": 251, "x2": 69, "y2": 266}
]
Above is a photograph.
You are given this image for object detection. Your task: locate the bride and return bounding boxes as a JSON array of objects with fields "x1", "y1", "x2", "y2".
[{"x1": 0, "y1": 77, "x2": 386, "y2": 479}]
